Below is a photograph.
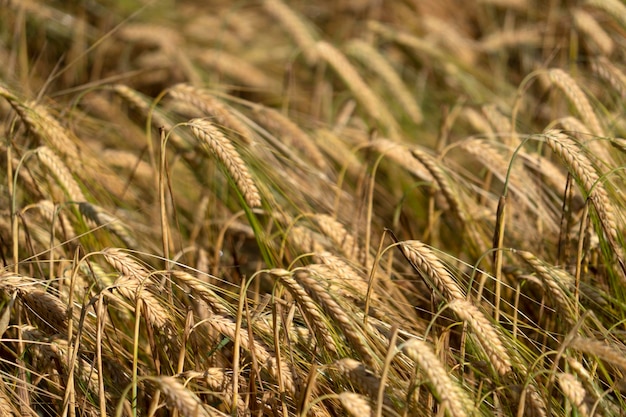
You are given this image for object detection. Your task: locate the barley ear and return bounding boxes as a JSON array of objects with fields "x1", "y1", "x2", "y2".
[{"x1": 189, "y1": 118, "x2": 261, "y2": 208}]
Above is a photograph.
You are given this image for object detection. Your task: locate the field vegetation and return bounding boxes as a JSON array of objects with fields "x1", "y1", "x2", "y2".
[{"x1": 1, "y1": 0, "x2": 626, "y2": 416}]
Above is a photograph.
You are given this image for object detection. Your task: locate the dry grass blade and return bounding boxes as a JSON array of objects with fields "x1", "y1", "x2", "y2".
[{"x1": 189, "y1": 118, "x2": 261, "y2": 208}]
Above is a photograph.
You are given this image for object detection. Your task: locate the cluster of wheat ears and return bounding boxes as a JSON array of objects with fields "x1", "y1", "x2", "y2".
[{"x1": 1, "y1": 0, "x2": 626, "y2": 416}]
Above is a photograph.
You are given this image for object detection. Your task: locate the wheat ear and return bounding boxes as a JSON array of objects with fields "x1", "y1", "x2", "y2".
[
  {"x1": 591, "y1": 57, "x2": 626, "y2": 100},
  {"x1": 207, "y1": 314, "x2": 297, "y2": 395},
  {"x1": 297, "y1": 269, "x2": 374, "y2": 365},
  {"x1": 558, "y1": 373, "x2": 591, "y2": 417},
  {"x1": 569, "y1": 336, "x2": 626, "y2": 371},
  {"x1": 154, "y1": 376, "x2": 224, "y2": 417},
  {"x1": 269, "y1": 269, "x2": 338, "y2": 354},
  {"x1": 547, "y1": 69, "x2": 604, "y2": 139},
  {"x1": 411, "y1": 147, "x2": 465, "y2": 222},
  {"x1": 79, "y1": 202, "x2": 138, "y2": 248},
  {"x1": 251, "y1": 104, "x2": 328, "y2": 169},
  {"x1": 370, "y1": 139, "x2": 432, "y2": 181},
  {"x1": 572, "y1": 8, "x2": 614, "y2": 55},
  {"x1": 311, "y1": 214, "x2": 360, "y2": 261},
  {"x1": 399, "y1": 240, "x2": 466, "y2": 301},
  {"x1": 168, "y1": 84, "x2": 254, "y2": 145},
  {"x1": 338, "y1": 392, "x2": 373, "y2": 417},
  {"x1": 171, "y1": 270, "x2": 231, "y2": 316},
  {"x1": 448, "y1": 299, "x2": 512, "y2": 376},
  {"x1": 345, "y1": 39, "x2": 423, "y2": 124},
  {"x1": 585, "y1": 0, "x2": 626, "y2": 28},
  {"x1": 542, "y1": 130, "x2": 625, "y2": 279},
  {"x1": 315, "y1": 41, "x2": 398, "y2": 135},
  {"x1": 19, "y1": 289, "x2": 69, "y2": 335},
  {"x1": 262, "y1": 0, "x2": 318, "y2": 64},
  {"x1": 36, "y1": 146, "x2": 85, "y2": 203},
  {"x1": 189, "y1": 118, "x2": 261, "y2": 208},
  {"x1": 14, "y1": 100, "x2": 80, "y2": 161},
  {"x1": 402, "y1": 338, "x2": 472, "y2": 417}
]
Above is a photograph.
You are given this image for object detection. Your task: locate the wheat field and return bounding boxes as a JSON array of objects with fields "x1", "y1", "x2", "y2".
[{"x1": 1, "y1": 0, "x2": 626, "y2": 416}]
